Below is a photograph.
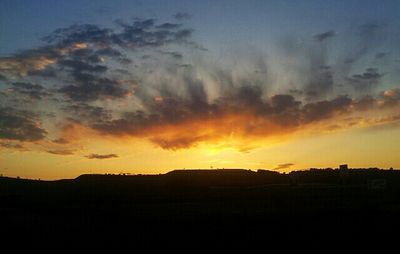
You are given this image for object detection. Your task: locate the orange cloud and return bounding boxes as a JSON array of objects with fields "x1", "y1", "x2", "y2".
[
  {"x1": 0, "y1": 43, "x2": 87, "y2": 77},
  {"x1": 83, "y1": 93, "x2": 400, "y2": 151}
]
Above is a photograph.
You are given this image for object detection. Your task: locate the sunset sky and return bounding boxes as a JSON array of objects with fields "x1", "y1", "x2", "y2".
[{"x1": 1, "y1": 0, "x2": 400, "y2": 179}]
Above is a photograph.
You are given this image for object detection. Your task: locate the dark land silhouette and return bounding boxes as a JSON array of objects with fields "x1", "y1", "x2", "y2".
[{"x1": 2, "y1": 166, "x2": 400, "y2": 249}]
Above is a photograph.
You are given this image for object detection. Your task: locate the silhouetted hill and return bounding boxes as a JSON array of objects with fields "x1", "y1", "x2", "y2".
[{"x1": 1, "y1": 168, "x2": 400, "y2": 249}]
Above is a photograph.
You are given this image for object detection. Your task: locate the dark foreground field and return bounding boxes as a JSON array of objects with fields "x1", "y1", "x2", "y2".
[{"x1": 1, "y1": 168, "x2": 400, "y2": 249}]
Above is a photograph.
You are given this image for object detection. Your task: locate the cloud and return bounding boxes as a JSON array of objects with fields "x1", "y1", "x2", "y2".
[
  {"x1": 0, "y1": 43, "x2": 86, "y2": 77},
  {"x1": 1, "y1": 16, "x2": 399, "y2": 152},
  {"x1": 59, "y1": 78, "x2": 131, "y2": 102},
  {"x1": 47, "y1": 149, "x2": 75, "y2": 155},
  {"x1": 85, "y1": 153, "x2": 118, "y2": 159},
  {"x1": 352, "y1": 96, "x2": 375, "y2": 111},
  {"x1": 158, "y1": 50, "x2": 183, "y2": 59},
  {"x1": 0, "y1": 142, "x2": 24, "y2": 150},
  {"x1": 383, "y1": 88, "x2": 400, "y2": 99},
  {"x1": 90, "y1": 88, "x2": 374, "y2": 150},
  {"x1": 381, "y1": 88, "x2": 400, "y2": 108},
  {"x1": 52, "y1": 138, "x2": 69, "y2": 144},
  {"x1": 347, "y1": 68, "x2": 384, "y2": 92},
  {"x1": 43, "y1": 20, "x2": 193, "y2": 50},
  {"x1": 156, "y1": 23, "x2": 182, "y2": 30},
  {"x1": 0, "y1": 107, "x2": 47, "y2": 141},
  {"x1": 274, "y1": 163, "x2": 295, "y2": 170},
  {"x1": 62, "y1": 103, "x2": 112, "y2": 123},
  {"x1": 351, "y1": 68, "x2": 384, "y2": 80},
  {"x1": 174, "y1": 12, "x2": 191, "y2": 20},
  {"x1": 302, "y1": 96, "x2": 352, "y2": 122},
  {"x1": 150, "y1": 135, "x2": 207, "y2": 150},
  {"x1": 11, "y1": 82, "x2": 50, "y2": 100},
  {"x1": 313, "y1": 30, "x2": 336, "y2": 42},
  {"x1": 0, "y1": 18, "x2": 194, "y2": 102}
]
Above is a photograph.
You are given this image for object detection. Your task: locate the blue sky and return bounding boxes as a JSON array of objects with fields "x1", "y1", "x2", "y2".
[{"x1": 1, "y1": 0, "x2": 399, "y2": 55}]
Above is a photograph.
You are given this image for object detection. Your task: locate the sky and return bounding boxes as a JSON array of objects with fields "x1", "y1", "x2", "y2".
[{"x1": 1, "y1": 0, "x2": 400, "y2": 179}]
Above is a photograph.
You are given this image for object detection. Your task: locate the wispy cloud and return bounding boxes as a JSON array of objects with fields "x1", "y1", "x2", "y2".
[
  {"x1": 274, "y1": 163, "x2": 295, "y2": 170},
  {"x1": 85, "y1": 153, "x2": 119, "y2": 159},
  {"x1": 47, "y1": 149, "x2": 75, "y2": 155}
]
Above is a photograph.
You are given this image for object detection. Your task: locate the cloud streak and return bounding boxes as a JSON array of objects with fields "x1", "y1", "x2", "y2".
[
  {"x1": 47, "y1": 149, "x2": 75, "y2": 155},
  {"x1": 274, "y1": 163, "x2": 295, "y2": 170},
  {"x1": 85, "y1": 153, "x2": 119, "y2": 159}
]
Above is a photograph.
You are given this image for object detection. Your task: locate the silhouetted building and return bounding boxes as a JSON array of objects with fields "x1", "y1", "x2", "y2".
[{"x1": 339, "y1": 164, "x2": 348, "y2": 170}]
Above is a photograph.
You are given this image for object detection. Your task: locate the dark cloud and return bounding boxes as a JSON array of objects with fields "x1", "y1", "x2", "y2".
[
  {"x1": 352, "y1": 96, "x2": 375, "y2": 111},
  {"x1": 67, "y1": 46, "x2": 128, "y2": 65},
  {"x1": 156, "y1": 23, "x2": 182, "y2": 30},
  {"x1": 274, "y1": 163, "x2": 295, "y2": 170},
  {"x1": 47, "y1": 149, "x2": 75, "y2": 155},
  {"x1": 302, "y1": 96, "x2": 352, "y2": 122},
  {"x1": 91, "y1": 85, "x2": 362, "y2": 150},
  {"x1": 52, "y1": 138, "x2": 69, "y2": 144},
  {"x1": 96, "y1": 47, "x2": 123, "y2": 57},
  {"x1": 151, "y1": 135, "x2": 207, "y2": 150},
  {"x1": 85, "y1": 153, "x2": 118, "y2": 159},
  {"x1": 268, "y1": 95, "x2": 301, "y2": 126},
  {"x1": 62, "y1": 103, "x2": 111, "y2": 123},
  {"x1": 1, "y1": 17, "x2": 194, "y2": 102},
  {"x1": 375, "y1": 52, "x2": 388, "y2": 59},
  {"x1": 348, "y1": 68, "x2": 384, "y2": 91},
  {"x1": 270, "y1": 95, "x2": 300, "y2": 113},
  {"x1": 174, "y1": 12, "x2": 191, "y2": 20},
  {"x1": 58, "y1": 59, "x2": 107, "y2": 72},
  {"x1": 158, "y1": 51, "x2": 183, "y2": 59},
  {"x1": 40, "y1": 19, "x2": 192, "y2": 102},
  {"x1": 0, "y1": 107, "x2": 47, "y2": 141},
  {"x1": 178, "y1": 64, "x2": 192, "y2": 68},
  {"x1": 351, "y1": 68, "x2": 384, "y2": 80},
  {"x1": 0, "y1": 74, "x2": 7, "y2": 81},
  {"x1": 114, "y1": 18, "x2": 192, "y2": 48},
  {"x1": 381, "y1": 88, "x2": 400, "y2": 108},
  {"x1": 0, "y1": 142, "x2": 24, "y2": 149},
  {"x1": 57, "y1": 52, "x2": 110, "y2": 100},
  {"x1": 11, "y1": 82, "x2": 50, "y2": 100},
  {"x1": 12, "y1": 82, "x2": 44, "y2": 90},
  {"x1": 313, "y1": 30, "x2": 336, "y2": 42},
  {"x1": 0, "y1": 45, "x2": 64, "y2": 77},
  {"x1": 217, "y1": 85, "x2": 265, "y2": 111},
  {"x1": 59, "y1": 76, "x2": 130, "y2": 102},
  {"x1": 27, "y1": 67, "x2": 57, "y2": 77},
  {"x1": 174, "y1": 29, "x2": 193, "y2": 40},
  {"x1": 43, "y1": 24, "x2": 112, "y2": 47}
]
